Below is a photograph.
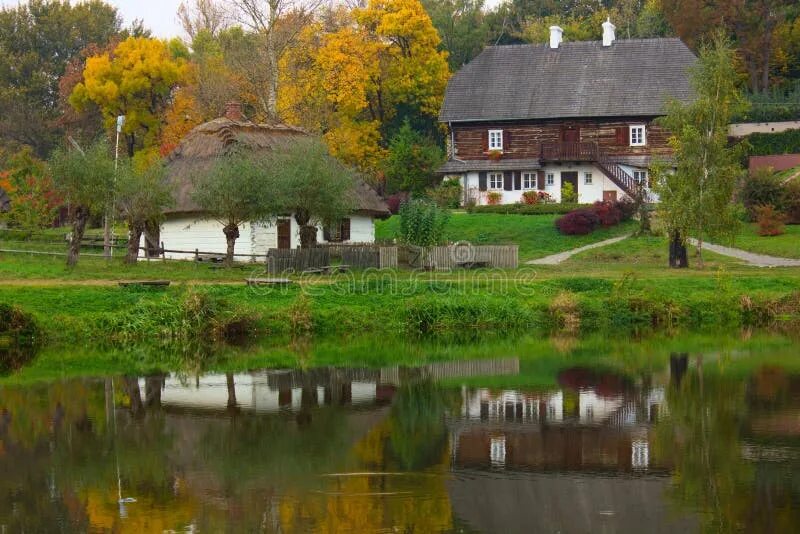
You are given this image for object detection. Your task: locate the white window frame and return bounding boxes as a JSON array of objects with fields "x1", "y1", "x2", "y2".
[
  {"x1": 488, "y1": 129, "x2": 503, "y2": 151},
  {"x1": 522, "y1": 172, "x2": 536, "y2": 190},
  {"x1": 546, "y1": 173, "x2": 555, "y2": 186},
  {"x1": 488, "y1": 172, "x2": 504, "y2": 190},
  {"x1": 584, "y1": 172, "x2": 593, "y2": 185},
  {"x1": 630, "y1": 125, "x2": 646, "y2": 146},
  {"x1": 633, "y1": 170, "x2": 648, "y2": 185}
]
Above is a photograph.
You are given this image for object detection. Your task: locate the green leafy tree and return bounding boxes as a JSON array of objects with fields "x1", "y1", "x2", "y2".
[
  {"x1": 49, "y1": 140, "x2": 116, "y2": 267},
  {"x1": 652, "y1": 32, "x2": 748, "y2": 268},
  {"x1": 262, "y1": 138, "x2": 358, "y2": 248},
  {"x1": 0, "y1": 0, "x2": 121, "y2": 156},
  {"x1": 398, "y1": 198, "x2": 450, "y2": 246},
  {"x1": 421, "y1": 0, "x2": 488, "y2": 69},
  {"x1": 384, "y1": 121, "x2": 444, "y2": 195},
  {"x1": 115, "y1": 161, "x2": 174, "y2": 264},
  {"x1": 191, "y1": 151, "x2": 274, "y2": 265}
]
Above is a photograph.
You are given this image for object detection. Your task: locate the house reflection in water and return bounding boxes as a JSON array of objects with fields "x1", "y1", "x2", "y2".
[
  {"x1": 142, "y1": 357, "x2": 521, "y2": 415},
  {"x1": 451, "y1": 368, "x2": 667, "y2": 474}
]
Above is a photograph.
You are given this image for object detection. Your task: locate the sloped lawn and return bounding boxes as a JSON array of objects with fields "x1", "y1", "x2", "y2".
[
  {"x1": 375, "y1": 212, "x2": 636, "y2": 261},
  {"x1": 730, "y1": 223, "x2": 800, "y2": 259}
]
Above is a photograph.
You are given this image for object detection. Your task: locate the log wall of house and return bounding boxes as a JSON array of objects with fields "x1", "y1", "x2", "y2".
[{"x1": 451, "y1": 117, "x2": 673, "y2": 160}]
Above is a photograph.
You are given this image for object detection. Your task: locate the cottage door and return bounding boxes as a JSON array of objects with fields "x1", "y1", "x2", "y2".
[
  {"x1": 603, "y1": 190, "x2": 617, "y2": 202},
  {"x1": 561, "y1": 171, "x2": 578, "y2": 198},
  {"x1": 561, "y1": 126, "x2": 580, "y2": 143},
  {"x1": 277, "y1": 219, "x2": 291, "y2": 249}
]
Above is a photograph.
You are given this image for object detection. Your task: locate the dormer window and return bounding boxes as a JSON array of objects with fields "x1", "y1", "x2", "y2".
[
  {"x1": 488, "y1": 129, "x2": 503, "y2": 151},
  {"x1": 630, "y1": 125, "x2": 646, "y2": 146}
]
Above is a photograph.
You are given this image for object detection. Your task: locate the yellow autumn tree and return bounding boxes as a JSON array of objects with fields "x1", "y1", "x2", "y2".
[
  {"x1": 279, "y1": 0, "x2": 449, "y2": 178},
  {"x1": 69, "y1": 37, "x2": 190, "y2": 162}
]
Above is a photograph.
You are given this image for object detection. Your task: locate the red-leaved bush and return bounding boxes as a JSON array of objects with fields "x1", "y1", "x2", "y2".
[
  {"x1": 591, "y1": 201, "x2": 623, "y2": 227},
  {"x1": 385, "y1": 192, "x2": 409, "y2": 214},
  {"x1": 555, "y1": 209, "x2": 600, "y2": 235}
]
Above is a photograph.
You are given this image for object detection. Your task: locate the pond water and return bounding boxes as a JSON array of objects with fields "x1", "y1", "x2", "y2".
[{"x1": 1, "y1": 346, "x2": 800, "y2": 533}]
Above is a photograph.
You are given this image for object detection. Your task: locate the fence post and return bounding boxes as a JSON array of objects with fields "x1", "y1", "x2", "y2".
[{"x1": 161, "y1": 241, "x2": 166, "y2": 262}]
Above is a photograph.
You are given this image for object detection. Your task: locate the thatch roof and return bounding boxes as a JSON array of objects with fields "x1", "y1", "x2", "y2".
[{"x1": 164, "y1": 115, "x2": 390, "y2": 218}]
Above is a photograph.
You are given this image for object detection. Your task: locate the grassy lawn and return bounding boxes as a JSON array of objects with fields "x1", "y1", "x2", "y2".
[
  {"x1": 729, "y1": 223, "x2": 800, "y2": 259},
  {"x1": 375, "y1": 212, "x2": 636, "y2": 261}
]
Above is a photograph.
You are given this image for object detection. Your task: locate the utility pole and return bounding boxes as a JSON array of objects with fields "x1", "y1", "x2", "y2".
[{"x1": 104, "y1": 115, "x2": 125, "y2": 259}]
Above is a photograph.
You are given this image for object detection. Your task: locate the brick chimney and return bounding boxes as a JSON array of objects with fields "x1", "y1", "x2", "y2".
[{"x1": 224, "y1": 101, "x2": 244, "y2": 121}]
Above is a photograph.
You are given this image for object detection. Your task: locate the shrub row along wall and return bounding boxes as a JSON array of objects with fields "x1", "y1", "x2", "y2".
[{"x1": 467, "y1": 203, "x2": 588, "y2": 215}]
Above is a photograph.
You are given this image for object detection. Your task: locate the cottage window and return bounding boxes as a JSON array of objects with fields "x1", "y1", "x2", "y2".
[
  {"x1": 324, "y1": 218, "x2": 351, "y2": 242},
  {"x1": 633, "y1": 170, "x2": 648, "y2": 185},
  {"x1": 488, "y1": 172, "x2": 503, "y2": 189},
  {"x1": 546, "y1": 173, "x2": 555, "y2": 186},
  {"x1": 488, "y1": 130, "x2": 503, "y2": 151},
  {"x1": 522, "y1": 172, "x2": 536, "y2": 189},
  {"x1": 630, "y1": 125, "x2": 646, "y2": 146},
  {"x1": 584, "y1": 172, "x2": 593, "y2": 185}
]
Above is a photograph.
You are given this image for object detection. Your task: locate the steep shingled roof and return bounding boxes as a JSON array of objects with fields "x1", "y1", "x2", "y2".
[
  {"x1": 164, "y1": 117, "x2": 390, "y2": 218},
  {"x1": 439, "y1": 38, "x2": 696, "y2": 123}
]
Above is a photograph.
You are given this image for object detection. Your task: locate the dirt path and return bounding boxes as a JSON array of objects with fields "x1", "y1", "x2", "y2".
[
  {"x1": 525, "y1": 234, "x2": 632, "y2": 265},
  {"x1": 687, "y1": 238, "x2": 800, "y2": 268}
]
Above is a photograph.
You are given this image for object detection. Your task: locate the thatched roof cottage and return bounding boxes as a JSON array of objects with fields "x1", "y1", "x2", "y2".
[{"x1": 156, "y1": 103, "x2": 390, "y2": 259}]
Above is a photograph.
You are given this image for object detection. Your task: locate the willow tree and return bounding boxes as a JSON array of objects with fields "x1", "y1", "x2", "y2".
[
  {"x1": 49, "y1": 140, "x2": 116, "y2": 267},
  {"x1": 192, "y1": 151, "x2": 273, "y2": 264},
  {"x1": 115, "y1": 161, "x2": 174, "y2": 264},
  {"x1": 262, "y1": 138, "x2": 356, "y2": 248},
  {"x1": 652, "y1": 32, "x2": 748, "y2": 268}
]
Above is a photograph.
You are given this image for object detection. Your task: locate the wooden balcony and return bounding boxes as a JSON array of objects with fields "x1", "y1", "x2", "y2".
[{"x1": 540, "y1": 141, "x2": 599, "y2": 161}]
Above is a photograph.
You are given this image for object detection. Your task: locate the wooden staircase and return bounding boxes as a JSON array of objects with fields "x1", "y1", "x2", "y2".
[{"x1": 596, "y1": 159, "x2": 638, "y2": 197}]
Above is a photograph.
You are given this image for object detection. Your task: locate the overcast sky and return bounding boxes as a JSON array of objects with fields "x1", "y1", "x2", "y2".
[{"x1": 1, "y1": 0, "x2": 186, "y2": 38}]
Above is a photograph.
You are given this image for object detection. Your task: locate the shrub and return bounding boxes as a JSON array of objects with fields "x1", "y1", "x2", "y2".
[
  {"x1": 755, "y1": 205, "x2": 786, "y2": 236},
  {"x1": 425, "y1": 178, "x2": 462, "y2": 209},
  {"x1": 521, "y1": 190, "x2": 555, "y2": 204},
  {"x1": 616, "y1": 197, "x2": 637, "y2": 221},
  {"x1": 745, "y1": 128, "x2": 800, "y2": 156},
  {"x1": 398, "y1": 198, "x2": 450, "y2": 246},
  {"x1": 555, "y1": 208, "x2": 600, "y2": 235},
  {"x1": 785, "y1": 180, "x2": 800, "y2": 224},
  {"x1": 591, "y1": 201, "x2": 623, "y2": 227},
  {"x1": 740, "y1": 168, "x2": 786, "y2": 220},
  {"x1": 561, "y1": 181, "x2": 577, "y2": 203},
  {"x1": 486, "y1": 191, "x2": 502, "y2": 205},
  {"x1": 385, "y1": 192, "x2": 409, "y2": 214},
  {"x1": 467, "y1": 203, "x2": 586, "y2": 215}
]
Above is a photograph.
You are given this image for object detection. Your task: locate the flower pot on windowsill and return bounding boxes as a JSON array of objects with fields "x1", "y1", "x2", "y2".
[{"x1": 487, "y1": 150, "x2": 503, "y2": 161}]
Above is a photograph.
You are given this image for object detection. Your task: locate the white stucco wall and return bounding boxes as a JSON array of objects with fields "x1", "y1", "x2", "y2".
[
  {"x1": 149, "y1": 213, "x2": 376, "y2": 260},
  {"x1": 459, "y1": 164, "x2": 649, "y2": 205}
]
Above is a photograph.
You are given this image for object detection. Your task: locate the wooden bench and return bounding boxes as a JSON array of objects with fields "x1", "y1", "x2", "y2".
[
  {"x1": 302, "y1": 265, "x2": 351, "y2": 275},
  {"x1": 245, "y1": 278, "x2": 293, "y2": 286},
  {"x1": 118, "y1": 280, "x2": 171, "y2": 287}
]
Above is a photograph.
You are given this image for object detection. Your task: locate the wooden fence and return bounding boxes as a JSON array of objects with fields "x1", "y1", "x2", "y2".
[
  {"x1": 402, "y1": 244, "x2": 518, "y2": 270},
  {"x1": 266, "y1": 248, "x2": 330, "y2": 274},
  {"x1": 340, "y1": 246, "x2": 398, "y2": 269}
]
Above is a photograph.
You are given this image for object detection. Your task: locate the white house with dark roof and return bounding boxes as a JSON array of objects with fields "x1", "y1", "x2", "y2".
[{"x1": 438, "y1": 21, "x2": 697, "y2": 205}]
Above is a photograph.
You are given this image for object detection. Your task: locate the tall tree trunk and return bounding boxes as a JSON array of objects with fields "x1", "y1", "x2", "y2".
[
  {"x1": 669, "y1": 230, "x2": 688, "y2": 268},
  {"x1": 125, "y1": 221, "x2": 144, "y2": 265},
  {"x1": 293, "y1": 209, "x2": 318, "y2": 248},
  {"x1": 143, "y1": 219, "x2": 161, "y2": 258},
  {"x1": 266, "y1": 0, "x2": 279, "y2": 121},
  {"x1": 223, "y1": 223, "x2": 239, "y2": 265},
  {"x1": 67, "y1": 206, "x2": 89, "y2": 267}
]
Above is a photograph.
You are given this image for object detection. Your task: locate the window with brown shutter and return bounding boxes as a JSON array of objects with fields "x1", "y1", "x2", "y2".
[
  {"x1": 503, "y1": 130, "x2": 512, "y2": 152},
  {"x1": 481, "y1": 131, "x2": 489, "y2": 152},
  {"x1": 504, "y1": 171, "x2": 513, "y2": 191},
  {"x1": 324, "y1": 218, "x2": 351, "y2": 242},
  {"x1": 478, "y1": 171, "x2": 487, "y2": 191}
]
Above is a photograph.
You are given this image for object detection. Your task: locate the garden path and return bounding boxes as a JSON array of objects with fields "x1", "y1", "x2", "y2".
[
  {"x1": 687, "y1": 238, "x2": 800, "y2": 267},
  {"x1": 526, "y1": 234, "x2": 632, "y2": 265}
]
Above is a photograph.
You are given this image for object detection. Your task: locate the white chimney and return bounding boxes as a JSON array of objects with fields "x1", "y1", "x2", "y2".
[
  {"x1": 549, "y1": 26, "x2": 563, "y2": 49},
  {"x1": 602, "y1": 18, "x2": 616, "y2": 47}
]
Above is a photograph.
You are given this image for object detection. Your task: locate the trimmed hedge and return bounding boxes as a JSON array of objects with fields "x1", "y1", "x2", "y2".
[
  {"x1": 467, "y1": 203, "x2": 588, "y2": 215},
  {"x1": 745, "y1": 129, "x2": 800, "y2": 156}
]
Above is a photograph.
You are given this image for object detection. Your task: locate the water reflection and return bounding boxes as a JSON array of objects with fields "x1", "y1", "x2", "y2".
[{"x1": 1, "y1": 353, "x2": 800, "y2": 532}]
